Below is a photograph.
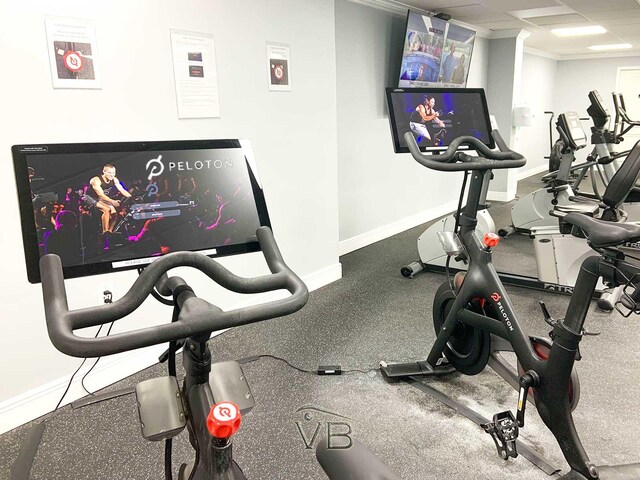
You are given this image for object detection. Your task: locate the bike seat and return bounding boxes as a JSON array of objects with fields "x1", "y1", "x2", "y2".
[
  {"x1": 563, "y1": 213, "x2": 640, "y2": 248},
  {"x1": 554, "y1": 201, "x2": 599, "y2": 216}
]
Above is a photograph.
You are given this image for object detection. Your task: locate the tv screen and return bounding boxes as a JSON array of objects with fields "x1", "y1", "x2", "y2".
[
  {"x1": 398, "y1": 11, "x2": 476, "y2": 88},
  {"x1": 385, "y1": 87, "x2": 494, "y2": 153},
  {"x1": 13, "y1": 139, "x2": 271, "y2": 283}
]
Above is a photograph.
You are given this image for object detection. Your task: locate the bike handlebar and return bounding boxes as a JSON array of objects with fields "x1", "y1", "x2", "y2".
[
  {"x1": 41, "y1": 226, "x2": 309, "y2": 358},
  {"x1": 403, "y1": 129, "x2": 526, "y2": 171}
]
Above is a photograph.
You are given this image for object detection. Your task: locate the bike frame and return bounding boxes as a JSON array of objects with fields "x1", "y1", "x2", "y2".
[
  {"x1": 173, "y1": 286, "x2": 247, "y2": 480},
  {"x1": 427, "y1": 169, "x2": 612, "y2": 479}
]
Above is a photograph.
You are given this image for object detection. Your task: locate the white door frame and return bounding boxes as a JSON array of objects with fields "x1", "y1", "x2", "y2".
[{"x1": 616, "y1": 66, "x2": 640, "y2": 91}]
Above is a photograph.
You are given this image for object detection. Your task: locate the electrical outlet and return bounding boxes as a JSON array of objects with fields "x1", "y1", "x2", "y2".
[{"x1": 98, "y1": 284, "x2": 114, "y2": 304}]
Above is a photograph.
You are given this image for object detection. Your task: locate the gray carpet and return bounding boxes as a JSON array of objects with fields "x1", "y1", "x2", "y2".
[{"x1": 1, "y1": 173, "x2": 639, "y2": 480}]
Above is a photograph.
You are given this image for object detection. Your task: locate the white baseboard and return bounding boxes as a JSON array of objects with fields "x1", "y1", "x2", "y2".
[
  {"x1": 339, "y1": 201, "x2": 458, "y2": 256},
  {"x1": 487, "y1": 190, "x2": 513, "y2": 202},
  {"x1": 516, "y1": 163, "x2": 549, "y2": 181},
  {"x1": 0, "y1": 263, "x2": 342, "y2": 435}
]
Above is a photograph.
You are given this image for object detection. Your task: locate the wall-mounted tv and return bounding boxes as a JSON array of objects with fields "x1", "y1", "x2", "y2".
[
  {"x1": 13, "y1": 139, "x2": 271, "y2": 283},
  {"x1": 386, "y1": 87, "x2": 494, "y2": 153},
  {"x1": 398, "y1": 10, "x2": 476, "y2": 88}
]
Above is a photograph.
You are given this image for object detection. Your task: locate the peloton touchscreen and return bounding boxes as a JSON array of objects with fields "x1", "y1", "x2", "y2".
[
  {"x1": 386, "y1": 87, "x2": 494, "y2": 153},
  {"x1": 13, "y1": 139, "x2": 270, "y2": 283}
]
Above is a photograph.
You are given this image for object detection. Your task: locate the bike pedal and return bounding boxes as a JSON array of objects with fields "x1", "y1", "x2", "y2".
[{"x1": 482, "y1": 411, "x2": 519, "y2": 460}]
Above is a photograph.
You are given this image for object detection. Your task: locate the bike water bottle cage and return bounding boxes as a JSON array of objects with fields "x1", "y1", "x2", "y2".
[{"x1": 403, "y1": 130, "x2": 526, "y2": 172}]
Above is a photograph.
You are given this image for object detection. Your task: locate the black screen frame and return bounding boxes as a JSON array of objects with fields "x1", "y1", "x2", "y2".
[
  {"x1": 587, "y1": 90, "x2": 609, "y2": 129},
  {"x1": 557, "y1": 112, "x2": 587, "y2": 151},
  {"x1": 13, "y1": 139, "x2": 271, "y2": 284},
  {"x1": 385, "y1": 87, "x2": 495, "y2": 154}
]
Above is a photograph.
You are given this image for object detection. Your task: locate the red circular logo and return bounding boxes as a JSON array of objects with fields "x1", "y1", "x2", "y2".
[
  {"x1": 63, "y1": 51, "x2": 84, "y2": 73},
  {"x1": 213, "y1": 402, "x2": 238, "y2": 421},
  {"x1": 274, "y1": 65, "x2": 284, "y2": 80}
]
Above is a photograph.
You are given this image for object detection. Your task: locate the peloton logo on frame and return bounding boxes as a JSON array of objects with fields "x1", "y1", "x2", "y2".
[{"x1": 491, "y1": 292, "x2": 514, "y2": 332}]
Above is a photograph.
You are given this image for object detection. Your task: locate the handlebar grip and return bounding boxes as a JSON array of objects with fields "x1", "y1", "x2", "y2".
[
  {"x1": 403, "y1": 130, "x2": 526, "y2": 172},
  {"x1": 492, "y1": 130, "x2": 510, "y2": 153},
  {"x1": 40, "y1": 226, "x2": 309, "y2": 358}
]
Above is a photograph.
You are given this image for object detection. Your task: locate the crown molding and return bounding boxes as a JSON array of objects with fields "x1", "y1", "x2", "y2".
[
  {"x1": 523, "y1": 46, "x2": 561, "y2": 61},
  {"x1": 558, "y1": 51, "x2": 640, "y2": 61},
  {"x1": 488, "y1": 28, "x2": 532, "y2": 40},
  {"x1": 524, "y1": 45, "x2": 640, "y2": 61},
  {"x1": 345, "y1": 0, "x2": 410, "y2": 16},
  {"x1": 344, "y1": 0, "x2": 492, "y2": 38}
]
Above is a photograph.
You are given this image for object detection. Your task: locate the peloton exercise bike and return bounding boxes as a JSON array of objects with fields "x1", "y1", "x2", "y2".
[
  {"x1": 399, "y1": 103, "x2": 640, "y2": 306},
  {"x1": 13, "y1": 139, "x2": 310, "y2": 480},
  {"x1": 382, "y1": 129, "x2": 640, "y2": 479},
  {"x1": 390, "y1": 88, "x2": 616, "y2": 298}
]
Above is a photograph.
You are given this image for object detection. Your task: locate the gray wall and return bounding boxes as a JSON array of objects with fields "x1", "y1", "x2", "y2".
[
  {"x1": 516, "y1": 53, "x2": 559, "y2": 177},
  {"x1": 335, "y1": 0, "x2": 489, "y2": 250},
  {"x1": 485, "y1": 37, "x2": 522, "y2": 197},
  {"x1": 513, "y1": 54, "x2": 640, "y2": 170},
  {"x1": 0, "y1": 0, "x2": 340, "y2": 432}
]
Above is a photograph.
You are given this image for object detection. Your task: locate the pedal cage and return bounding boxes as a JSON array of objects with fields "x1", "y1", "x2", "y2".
[{"x1": 482, "y1": 411, "x2": 519, "y2": 460}]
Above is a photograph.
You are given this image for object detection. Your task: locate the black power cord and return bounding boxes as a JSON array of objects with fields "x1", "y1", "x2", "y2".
[
  {"x1": 54, "y1": 312, "x2": 114, "y2": 410},
  {"x1": 242, "y1": 354, "x2": 378, "y2": 376}
]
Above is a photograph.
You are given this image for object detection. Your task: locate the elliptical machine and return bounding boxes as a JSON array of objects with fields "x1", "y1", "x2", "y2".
[
  {"x1": 499, "y1": 111, "x2": 589, "y2": 236},
  {"x1": 383, "y1": 129, "x2": 640, "y2": 479}
]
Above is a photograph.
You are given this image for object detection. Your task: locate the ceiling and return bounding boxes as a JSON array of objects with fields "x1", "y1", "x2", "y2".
[{"x1": 395, "y1": 0, "x2": 640, "y2": 57}]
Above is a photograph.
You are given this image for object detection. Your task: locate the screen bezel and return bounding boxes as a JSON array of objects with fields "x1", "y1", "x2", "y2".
[
  {"x1": 557, "y1": 112, "x2": 587, "y2": 150},
  {"x1": 587, "y1": 90, "x2": 609, "y2": 129},
  {"x1": 13, "y1": 139, "x2": 271, "y2": 284},
  {"x1": 385, "y1": 87, "x2": 495, "y2": 154}
]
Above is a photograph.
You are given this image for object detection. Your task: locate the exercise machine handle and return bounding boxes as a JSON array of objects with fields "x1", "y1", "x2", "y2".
[
  {"x1": 403, "y1": 129, "x2": 526, "y2": 172},
  {"x1": 40, "y1": 226, "x2": 309, "y2": 358}
]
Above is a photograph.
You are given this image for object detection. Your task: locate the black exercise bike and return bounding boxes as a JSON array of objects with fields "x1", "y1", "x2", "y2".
[
  {"x1": 40, "y1": 226, "x2": 308, "y2": 480},
  {"x1": 382, "y1": 130, "x2": 640, "y2": 479}
]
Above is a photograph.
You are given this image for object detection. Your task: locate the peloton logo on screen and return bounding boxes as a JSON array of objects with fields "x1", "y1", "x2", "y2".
[
  {"x1": 491, "y1": 292, "x2": 514, "y2": 332},
  {"x1": 144, "y1": 154, "x2": 233, "y2": 197}
]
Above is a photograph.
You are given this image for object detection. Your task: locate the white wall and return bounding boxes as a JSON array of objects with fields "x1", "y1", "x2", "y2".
[
  {"x1": 0, "y1": 0, "x2": 340, "y2": 433},
  {"x1": 515, "y1": 53, "x2": 558, "y2": 178},
  {"x1": 335, "y1": 0, "x2": 488, "y2": 251},
  {"x1": 468, "y1": 36, "x2": 489, "y2": 90},
  {"x1": 554, "y1": 56, "x2": 640, "y2": 117},
  {"x1": 552, "y1": 56, "x2": 640, "y2": 165}
]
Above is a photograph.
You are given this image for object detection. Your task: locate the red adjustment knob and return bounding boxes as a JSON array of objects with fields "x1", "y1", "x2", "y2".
[
  {"x1": 206, "y1": 402, "x2": 242, "y2": 439},
  {"x1": 483, "y1": 232, "x2": 500, "y2": 248}
]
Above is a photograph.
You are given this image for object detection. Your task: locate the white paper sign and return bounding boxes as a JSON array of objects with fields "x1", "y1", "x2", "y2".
[
  {"x1": 266, "y1": 42, "x2": 292, "y2": 91},
  {"x1": 170, "y1": 29, "x2": 220, "y2": 118},
  {"x1": 45, "y1": 16, "x2": 101, "y2": 89}
]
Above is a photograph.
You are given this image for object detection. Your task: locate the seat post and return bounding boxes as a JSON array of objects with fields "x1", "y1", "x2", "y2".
[{"x1": 563, "y1": 256, "x2": 600, "y2": 333}]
